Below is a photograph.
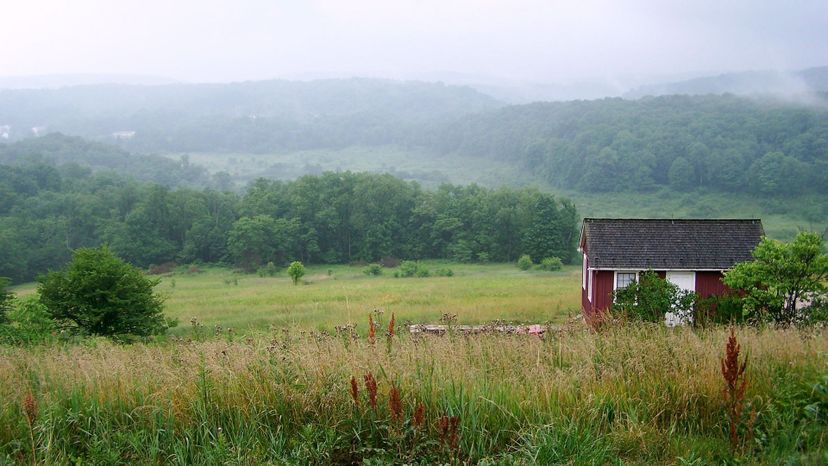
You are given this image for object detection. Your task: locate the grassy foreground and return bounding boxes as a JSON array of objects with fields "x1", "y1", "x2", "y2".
[
  {"x1": 153, "y1": 263, "x2": 580, "y2": 334},
  {"x1": 1, "y1": 325, "x2": 826, "y2": 464}
]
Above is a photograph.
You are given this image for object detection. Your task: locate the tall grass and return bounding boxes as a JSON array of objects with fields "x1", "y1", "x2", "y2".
[{"x1": 0, "y1": 325, "x2": 826, "y2": 464}]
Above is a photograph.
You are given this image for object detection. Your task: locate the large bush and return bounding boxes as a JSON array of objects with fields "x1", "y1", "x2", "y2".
[
  {"x1": 724, "y1": 231, "x2": 828, "y2": 325},
  {"x1": 38, "y1": 246, "x2": 170, "y2": 338},
  {"x1": 612, "y1": 270, "x2": 696, "y2": 323}
]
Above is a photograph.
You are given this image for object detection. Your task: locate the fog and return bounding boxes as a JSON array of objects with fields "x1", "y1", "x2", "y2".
[{"x1": 1, "y1": 0, "x2": 826, "y2": 90}]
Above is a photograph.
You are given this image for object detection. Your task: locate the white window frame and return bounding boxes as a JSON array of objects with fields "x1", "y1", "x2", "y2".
[
  {"x1": 582, "y1": 253, "x2": 587, "y2": 289},
  {"x1": 614, "y1": 271, "x2": 638, "y2": 290},
  {"x1": 587, "y1": 269, "x2": 592, "y2": 302}
]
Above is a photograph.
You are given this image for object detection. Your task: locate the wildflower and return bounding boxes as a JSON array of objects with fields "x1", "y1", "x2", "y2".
[
  {"x1": 721, "y1": 327, "x2": 748, "y2": 451},
  {"x1": 438, "y1": 415, "x2": 460, "y2": 450},
  {"x1": 364, "y1": 372, "x2": 378, "y2": 410},
  {"x1": 389, "y1": 384, "x2": 403, "y2": 423},
  {"x1": 412, "y1": 402, "x2": 426, "y2": 428},
  {"x1": 349, "y1": 376, "x2": 360, "y2": 406},
  {"x1": 23, "y1": 393, "x2": 37, "y2": 427},
  {"x1": 368, "y1": 314, "x2": 376, "y2": 345},
  {"x1": 387, "y1": 313, "x2": 396, "y2": 337}
]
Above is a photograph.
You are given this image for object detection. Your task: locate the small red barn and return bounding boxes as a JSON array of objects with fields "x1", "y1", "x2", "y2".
[{"x1": 578, "y1": 218, "x2": 764, "y2": 316}]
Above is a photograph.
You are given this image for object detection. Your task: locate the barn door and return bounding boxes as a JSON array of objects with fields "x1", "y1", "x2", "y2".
[{"x1": 665, "y1": 272, "x2": 695, "y2": 326}]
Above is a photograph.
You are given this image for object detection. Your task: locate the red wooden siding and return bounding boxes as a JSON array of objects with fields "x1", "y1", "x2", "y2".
[
  {"x1": 695, "y1": 271, "x2": 730, "y2": 298},
  {"x1": 592, "y1": 271, "x2": 614, "y2": 313},
  {"x1": 581, "y1": 252, "x2": 590, "y2": 314}
]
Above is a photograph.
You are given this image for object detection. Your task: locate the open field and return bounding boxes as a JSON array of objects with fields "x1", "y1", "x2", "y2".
[
  {"x1": 150, "y1": 263, "x2": 579, "y2": 335},
  {"x1": 171, "y1": 146, "x2": 527, "y2": 189},
  {"x1": 1, "y1": 326, "x2": 826, "y2": 464},
  {"x1": 10, "y1": 262, "x2": 582, "y2": 336}
]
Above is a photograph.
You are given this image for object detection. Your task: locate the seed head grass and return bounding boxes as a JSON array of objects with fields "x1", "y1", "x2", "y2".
[{"x1": 0, "y1": 325, "x2": 825, "y2": 463}]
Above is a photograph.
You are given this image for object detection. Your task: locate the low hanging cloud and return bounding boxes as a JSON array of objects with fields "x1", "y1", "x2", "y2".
[{"x1": 0, "y1": 0, "x2": 825, "y2": 84}]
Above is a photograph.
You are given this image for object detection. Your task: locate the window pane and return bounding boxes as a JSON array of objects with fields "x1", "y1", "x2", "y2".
[{"x1": 617, "y1": 272, "x2": 636, "y2": 289}]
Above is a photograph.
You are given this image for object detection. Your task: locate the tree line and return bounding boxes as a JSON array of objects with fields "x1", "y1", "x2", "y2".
[
  {"x1": 430, "y1": 94, "x2": 828, "y2": 196},
  {"x1": 0, "y1": 164, "x2": 577, "y2": 283}
]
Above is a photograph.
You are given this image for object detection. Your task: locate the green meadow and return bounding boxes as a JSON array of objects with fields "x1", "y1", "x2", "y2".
[
  {"x1": 11, "y1": 262, "x2": 581, "y2": 335},
  {"x1": 159, "y1": 262, "x2": 580, "y2": 334}
]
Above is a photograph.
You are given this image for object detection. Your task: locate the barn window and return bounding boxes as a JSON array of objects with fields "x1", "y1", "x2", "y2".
[
  {"x1": 582, "y1": 253, "x2": 587, "y2": 289},
  {"x1": 616, "y1": 272, "x2": 637, "y2": 289}
]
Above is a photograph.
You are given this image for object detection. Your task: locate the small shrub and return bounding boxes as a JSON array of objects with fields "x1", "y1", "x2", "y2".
[
  {"x1": 398, "y1": 260, "x2": 420, "y2": 277},
  {"x1": 435, "y1": 268, "x2": 454, "y2": 277},
  {"x1": 363, "y1": 264, "x2": 383, "y2": 276},
  {"x1": 257, "y1": 261, "x2": 279, "y2": 277},
  {"x1": 476, "y1": 252, "x2": 490, "y2": 263},
  {"x1": 287, "y1": 261, "x2": 306, "y2": 285},
  {"x1": 517, "y1": 254, "x2": 533, "y2": 271},
  {"x1": 0, "y1": 296, "x2": 56, "y2": 345},
  {"x1": 539, "y1": 257, "x2": 563, "y2": 271},
  {"x1": 396, "y1": 261, "x2": 432, "y2": 278}
]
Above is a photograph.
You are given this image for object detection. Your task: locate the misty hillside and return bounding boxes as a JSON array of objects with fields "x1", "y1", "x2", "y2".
[
  {"x1": 625, "y1": 66, "x2": 828, "y2": 98},
  {"x1": 431, "y1": 94, "x2": 828, "y2": 197},
  {"x1": 2, "y1": 88, "x2": 827, "y2": 201},
  {"x1": 0, "y1": 79, "x2": 500, "y2": 152},
  {"x1": 0, "y1": 134, "x2": 211, "y2": 187}
]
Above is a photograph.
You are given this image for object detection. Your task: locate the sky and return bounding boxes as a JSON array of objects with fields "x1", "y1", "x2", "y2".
[{"x1": 1, "y1": 0, "x2": 826, "y2": 85}]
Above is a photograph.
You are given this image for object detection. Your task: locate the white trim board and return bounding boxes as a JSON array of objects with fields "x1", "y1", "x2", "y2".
[{"x1": 589, "y1": 268, "x2": 725, "y2": 272}]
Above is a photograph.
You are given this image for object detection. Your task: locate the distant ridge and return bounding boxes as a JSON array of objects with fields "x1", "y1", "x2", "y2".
[
  {"x1": 625, "y1": 66, "x2": 828, "y2": 98},
  {"x1": 0, "y1": 73, "x2": 179, "y2": 90}
]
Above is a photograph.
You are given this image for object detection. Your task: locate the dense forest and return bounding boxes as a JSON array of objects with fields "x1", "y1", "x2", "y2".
[
  {"x1": 0, "y1": 163, "x2": 577, "y2": 283},
  {"x1": 431, "y1": 94, "x2": 828, "y2": 195}
]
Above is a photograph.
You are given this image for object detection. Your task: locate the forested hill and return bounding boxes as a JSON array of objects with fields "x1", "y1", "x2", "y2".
[
  {"x1": 429, "y1": 94, "x2": 828, "y2": 196},
  {"x1": 624, "y1": 66, "x2": 828, "y2": 98},
  {"x1": 3, "y1": 82, "x2": 828, "y2": 199},
  {"x1": 0, "y1": 79, "x2": 500, "y2": 152},
  {"x1": 0, "y1": 134, "x2": 212, "y2": 187}
]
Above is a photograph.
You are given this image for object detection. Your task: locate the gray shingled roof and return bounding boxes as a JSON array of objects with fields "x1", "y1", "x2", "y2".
[{"x1": 581, "y1": 218, "x2": 764, "y2": 270}]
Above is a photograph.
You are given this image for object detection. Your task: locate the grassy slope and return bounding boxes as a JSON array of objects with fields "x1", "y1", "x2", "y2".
[
  {"x1": 10, "y1": 262, "x2": 581, "y2": 335},
  {"x1": 170, "y1": 146, "x2": 525, "y2": 189},
  {"x1": 160, "y1": 262, "x2": 580, "y2": 334}
]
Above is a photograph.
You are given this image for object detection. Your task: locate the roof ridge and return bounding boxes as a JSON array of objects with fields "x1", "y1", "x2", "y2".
[{"x1": 583, "y1": 217, "x2": 762, "y2": 222}]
